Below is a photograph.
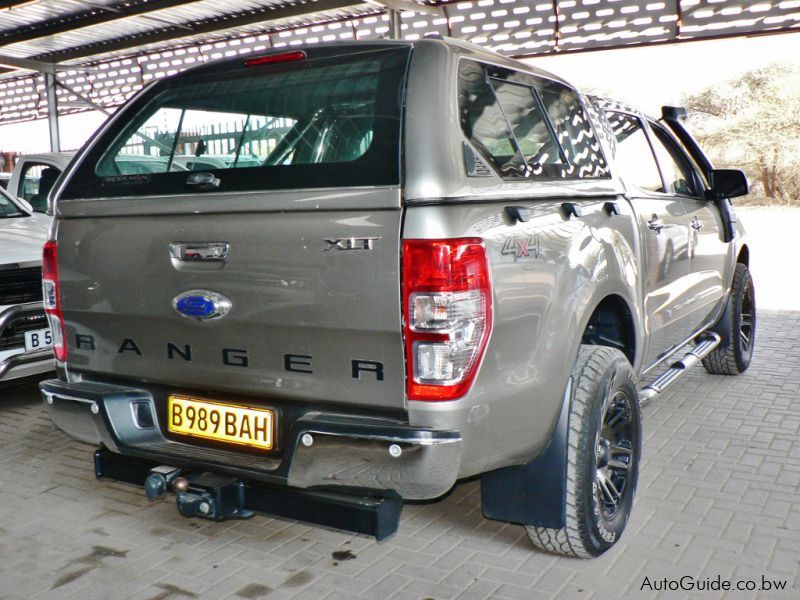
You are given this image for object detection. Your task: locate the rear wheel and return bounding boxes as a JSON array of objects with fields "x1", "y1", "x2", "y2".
[
  {"x1": 702, "y1": 263, "x2": 755, "y2": 375},
  {"x1": 526, "y1": 345, "x2": 641, "y2": 558}
]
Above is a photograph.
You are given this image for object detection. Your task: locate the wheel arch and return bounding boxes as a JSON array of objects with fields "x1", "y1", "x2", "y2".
[
  {"x1": 737, "y1": 243, "x2": 750, "y2": 267},
  {"x1": 579, "y1": 293, "x2": 638, "y2": 368}
]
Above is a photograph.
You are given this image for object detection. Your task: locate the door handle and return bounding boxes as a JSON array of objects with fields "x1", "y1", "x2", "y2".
[
  {"x1": 690, "y1": 218, "x2": 704, "y2": 231},
  {"x1": 647, "y1": 215, "x2": 664, "y2": 232}
]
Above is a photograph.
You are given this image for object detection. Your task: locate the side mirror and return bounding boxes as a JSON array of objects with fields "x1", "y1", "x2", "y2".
[{"x1": 708, "y1": 169, "x2": 749, "y2": 199}]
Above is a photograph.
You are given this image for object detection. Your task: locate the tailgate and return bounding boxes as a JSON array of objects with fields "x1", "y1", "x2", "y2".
[
  {"x1": 56, "y1": 190, "x2": 405, "y2": 409},
  {"x1": 52, "y1": 44, "x2": 411, "y2": 411}
]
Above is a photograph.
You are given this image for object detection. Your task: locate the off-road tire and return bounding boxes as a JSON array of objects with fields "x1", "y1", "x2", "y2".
[
  {"x1": 702, "y1": 263, "x2": 755, "y2": 375},
  {"x1": 526, "y1": 345, "x2": 641, "y2": 558}
]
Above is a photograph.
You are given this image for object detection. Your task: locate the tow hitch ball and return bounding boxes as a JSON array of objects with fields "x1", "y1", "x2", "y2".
[{"x1": 144, "y1": 467, "x2": 254, "y2": 521}]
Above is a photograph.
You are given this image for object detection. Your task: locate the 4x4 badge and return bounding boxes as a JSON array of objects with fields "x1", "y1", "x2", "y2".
[{"x1": 502, "y1": 235, "x2": 540, "y2": 261}]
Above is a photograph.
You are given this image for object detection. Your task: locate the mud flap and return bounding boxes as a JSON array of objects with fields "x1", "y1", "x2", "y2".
[
  {"x1": 707, "y1": 293, "x2": 733, "y2": 349},
  {"x1": 480, "y1": 378, "x2": 571, "y2": 529}
]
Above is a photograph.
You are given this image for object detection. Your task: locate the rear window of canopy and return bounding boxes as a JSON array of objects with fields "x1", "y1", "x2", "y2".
[{"x1": 60, "y1": 46, "x2": 411, "y2": 200}]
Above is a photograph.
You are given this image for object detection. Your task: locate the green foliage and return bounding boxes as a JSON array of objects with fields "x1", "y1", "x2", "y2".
[{"x1": 682, "y1": 64, "x2": 800, "y2": 206}]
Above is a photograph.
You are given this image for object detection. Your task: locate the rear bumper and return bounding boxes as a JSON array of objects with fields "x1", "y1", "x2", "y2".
[
  {"x1": 0, "y1": 303, "x2": 54, "y2": 382},
  {"x1": 40, "y1": 378, "x2": 462, "y2": 500}
]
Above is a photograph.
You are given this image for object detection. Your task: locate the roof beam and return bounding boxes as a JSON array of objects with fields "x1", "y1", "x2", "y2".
[
  {"x1": 363, "y1": 0, "x2": 440, "y2": 17},
  {"x1": 56, "y1": 79, "x2": 111, "y2": 115},
  {"x1": 0, "y1": 1, "x2": 39, "y2": 9},
  {"x1": 0, "y1": 0, "x2": 206, "y2": 47},
  {"x1": 0, "y1": 53, "x2": 57, "y2": 72},
  {"x1": 0, "y1": 52, "x2": 98, "y2": 73},
  {"x1": 11, "y1": 0, "x2": 364, "y2": 65}
]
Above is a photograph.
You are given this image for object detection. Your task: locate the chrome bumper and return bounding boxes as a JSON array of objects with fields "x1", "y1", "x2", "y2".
[
  {"x1": 0, "y1": 303, "x2": 54, "y2": 381},
  {"x1": 40, "y1": 379, "x2": 462, "y2": 500}
]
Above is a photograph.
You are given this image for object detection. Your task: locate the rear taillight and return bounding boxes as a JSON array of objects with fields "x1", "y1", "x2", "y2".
[
  {"x1": 402, "y1": 238, "x2": 493, "y2": 401},
  {"x1": 42, "y1": 240, "x2": 66, "y2": 362}
]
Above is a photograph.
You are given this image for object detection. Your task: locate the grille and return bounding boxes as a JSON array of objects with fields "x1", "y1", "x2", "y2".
[
  {"x1": 0, "y1": 313, "x2": 47, "y2": 351},
  {"x1": 0, "y1": 267, "x2": 42, "y2": 305}
]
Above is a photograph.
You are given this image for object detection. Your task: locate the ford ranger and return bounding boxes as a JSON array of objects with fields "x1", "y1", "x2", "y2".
[{"x1": 41, "y1": 39, "x2": 754, "y2": 557}]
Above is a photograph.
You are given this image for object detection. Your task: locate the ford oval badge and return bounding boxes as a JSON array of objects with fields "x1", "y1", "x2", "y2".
[{"x1": 173, "y1": 290, "x2": 231, "y2": 320}]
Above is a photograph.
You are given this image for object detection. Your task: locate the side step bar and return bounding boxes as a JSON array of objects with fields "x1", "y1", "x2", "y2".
[
  {"x1": 94, "y1": 449, "x2": 403, "y2": 540},
  {"x1": 639, "y1": 332, "x2": 721, "y2": 404}
]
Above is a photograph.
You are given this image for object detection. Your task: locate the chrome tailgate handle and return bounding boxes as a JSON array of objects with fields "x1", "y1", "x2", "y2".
[{"x1": 170, "y1": 242, "x2": 229, "y2": 262}]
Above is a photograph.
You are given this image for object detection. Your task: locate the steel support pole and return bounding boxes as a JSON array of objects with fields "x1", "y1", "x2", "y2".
[
  {"x1": 44, "y1": 72, "x2": 61, "y2": 152},
  {"x1": 388, "y1": 9, "x2": 401, "y2": 39}
]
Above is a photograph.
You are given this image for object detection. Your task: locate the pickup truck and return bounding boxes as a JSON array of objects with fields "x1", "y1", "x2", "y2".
[
  {"x1": 7, "y1": 152, "x2": 74, "y2": 214},
  {"x1": 41, "y1": 39, "x2": 754, "y2": 557}
]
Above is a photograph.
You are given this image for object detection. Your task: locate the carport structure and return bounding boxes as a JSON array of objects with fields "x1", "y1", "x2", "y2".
[{"x1": 0, "y1": 0, "x2": 799, "y2": 152}]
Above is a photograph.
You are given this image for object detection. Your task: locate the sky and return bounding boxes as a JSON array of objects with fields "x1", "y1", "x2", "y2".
[{"x1": 1, "y1": 31, "x2": 799, "y2": 158}]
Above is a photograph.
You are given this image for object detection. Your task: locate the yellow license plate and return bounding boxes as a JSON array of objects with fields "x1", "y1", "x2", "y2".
[{"x1": 168, "y1": 395, "x2": 275, "y2": 450}]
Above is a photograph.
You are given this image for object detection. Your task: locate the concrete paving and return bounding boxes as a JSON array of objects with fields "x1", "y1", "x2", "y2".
[{"x1": 1, "y1": 209, "x2": 799, "y2": 600}]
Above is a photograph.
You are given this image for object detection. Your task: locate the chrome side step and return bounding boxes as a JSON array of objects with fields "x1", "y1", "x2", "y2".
[{"x1": 639, "y1": 332, "x2": 721, "y2": 404}]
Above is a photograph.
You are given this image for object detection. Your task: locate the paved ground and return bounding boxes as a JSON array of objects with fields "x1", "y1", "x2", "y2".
[{"x1": 1, "y1": 209, "x2": 799, "y2": 600}]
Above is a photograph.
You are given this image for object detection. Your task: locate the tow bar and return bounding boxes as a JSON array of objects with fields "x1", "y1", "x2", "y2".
[{"x1": 94, "y1": 449, "x2": 403, "y2": 540}]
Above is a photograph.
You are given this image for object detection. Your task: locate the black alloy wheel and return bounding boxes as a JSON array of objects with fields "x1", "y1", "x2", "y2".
[
  {"x1": 526, "y1": 345, "x2": 641, "y2": 558},
  {"x1": 702, "y1": 262, "x2": 756, "y2": 375},
  {"x1": 595, "y1": 390, "x2": 635, "y2": 523}
]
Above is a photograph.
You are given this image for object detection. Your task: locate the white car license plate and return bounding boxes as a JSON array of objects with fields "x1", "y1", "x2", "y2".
[{"x1": 24, "y1": 328, "x2": 52, "y2": 351}]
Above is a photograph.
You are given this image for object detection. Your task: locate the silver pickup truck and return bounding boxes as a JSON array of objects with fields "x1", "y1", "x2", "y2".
[{"x1": 41, "y1": 39, "x2": 754, "y2": 557}]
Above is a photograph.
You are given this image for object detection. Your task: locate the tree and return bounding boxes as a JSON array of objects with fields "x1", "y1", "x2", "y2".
[{"x1": 682, "y1": 64, "x2": 800, "y2": 205}]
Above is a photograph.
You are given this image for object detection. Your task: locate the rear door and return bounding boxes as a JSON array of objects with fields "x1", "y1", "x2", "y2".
[
  {"x1": 54, "y1": 45, "x2": 412, "y2": 412},
  {"x1": 606, "y1": 111, "x2": 693, "y2": 368}
]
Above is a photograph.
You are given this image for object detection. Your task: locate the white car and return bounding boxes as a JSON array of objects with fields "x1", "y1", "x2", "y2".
[
  {"x1": 0, "y1": 187, "x2": 54, "y2": 383},
  {"x1": 7, "y1": 152, "x2": 75, "y2": 214}
]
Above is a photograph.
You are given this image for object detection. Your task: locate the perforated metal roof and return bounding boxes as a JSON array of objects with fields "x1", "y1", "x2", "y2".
[{"x1": 1, "y1": 0, "x2": 799, "y2": 125}]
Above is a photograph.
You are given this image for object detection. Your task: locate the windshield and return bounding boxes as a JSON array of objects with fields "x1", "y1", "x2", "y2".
[
  {"x1": 61, "y1": 45, "x2": 411, "y2": 200},
  {"x1": 0, "y1": 187, "x2": 25, "y2": 218}
]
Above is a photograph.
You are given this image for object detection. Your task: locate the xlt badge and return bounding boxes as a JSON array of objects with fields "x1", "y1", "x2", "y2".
[
  {"x1": 324, "y1": 237, "x2": 381, "y2": 251},
  {"x1": 173, "y1": 290, "x2": 232, "y2": 321}
]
